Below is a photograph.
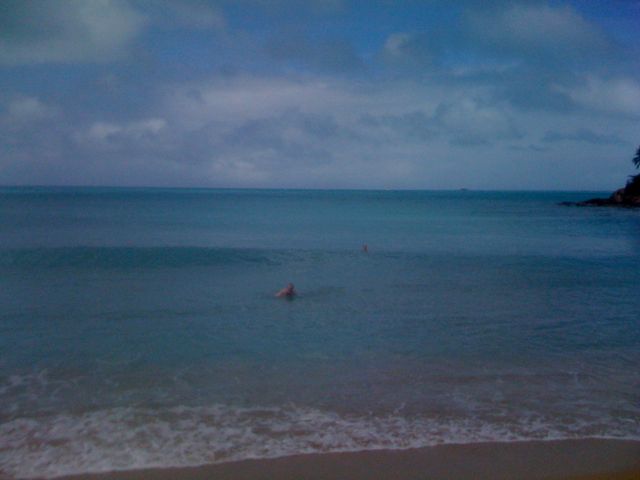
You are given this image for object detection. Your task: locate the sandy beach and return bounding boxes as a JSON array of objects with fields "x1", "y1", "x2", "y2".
[{"x1": 48, "y1": 439, "x2": 640, "y2": 480}]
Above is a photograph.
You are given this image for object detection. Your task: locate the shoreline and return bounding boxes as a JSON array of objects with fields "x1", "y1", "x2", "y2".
[{"x1": 43, "y1": 439, "x2": 640, "y2": 480}]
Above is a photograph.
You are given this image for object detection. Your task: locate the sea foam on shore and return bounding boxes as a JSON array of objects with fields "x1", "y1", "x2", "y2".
[
  {"x1": 50, "y1": 440, "x2": 640, "y2": 480},
  {"x1": 2, "y1": 404, "x2": 639, "y2": 479}
]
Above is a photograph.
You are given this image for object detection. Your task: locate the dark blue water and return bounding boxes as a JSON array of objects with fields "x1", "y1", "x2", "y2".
[{"x1": 1, "y1": 188, "x2": 639, "y2": 478}]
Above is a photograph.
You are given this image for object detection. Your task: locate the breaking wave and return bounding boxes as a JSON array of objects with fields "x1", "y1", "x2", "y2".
[{"x1": 1, "y1": 404, "x2": 638, "y2": 479}]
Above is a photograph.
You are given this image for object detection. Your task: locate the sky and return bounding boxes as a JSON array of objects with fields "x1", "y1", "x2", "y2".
[{"x1": 1, "y1": 0, "x2": 639, "y2": 190}]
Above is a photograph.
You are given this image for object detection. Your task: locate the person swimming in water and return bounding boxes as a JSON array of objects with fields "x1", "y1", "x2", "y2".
[{"x1": 275, "y1": 283, "x2": 296, "y2": 298}]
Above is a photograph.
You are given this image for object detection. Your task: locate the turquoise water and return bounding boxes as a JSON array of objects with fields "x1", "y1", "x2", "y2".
[{"x1": 1, "y1": 188, "x2": 639, "y2": 478}]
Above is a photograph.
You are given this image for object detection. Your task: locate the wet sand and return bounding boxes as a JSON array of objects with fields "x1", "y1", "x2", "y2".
[{"x1": 50, "y1": 439, "x2": 640, "y2": 480}]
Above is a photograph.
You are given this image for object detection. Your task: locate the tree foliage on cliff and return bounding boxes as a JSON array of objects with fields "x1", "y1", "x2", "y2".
[
  {"x1": 633, "y1": 145, "x2": 640, "y2": 169},
  {"x1": 626, "y1": 145, "x2": 640, "y2": 196}
]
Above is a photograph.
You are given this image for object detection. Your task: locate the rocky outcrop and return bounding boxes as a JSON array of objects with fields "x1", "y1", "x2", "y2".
[{"x1": 562, "y1": 175, "x2": 640, "y2": 207}]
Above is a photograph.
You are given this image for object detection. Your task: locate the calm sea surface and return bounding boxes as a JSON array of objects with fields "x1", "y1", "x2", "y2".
[{"x1": 1, "y1": 187, "x2": 639, "y2": 478}]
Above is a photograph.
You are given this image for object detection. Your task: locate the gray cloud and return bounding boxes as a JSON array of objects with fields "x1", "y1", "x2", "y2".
[
  {"x1": 359, "y1": 111, "x2": 437, "y2": 143},
  {"x1": 0, "y1": 0, "x2": 146, "y2": 65},
  {"x1": 4, "y1": 96, "x2": 56, "y2": 123},
  {"x1": 381, "y1": 32, "x2": 438, "y2": 70},
  {"x1": 146, "y1": 1, "x2": 225, "y2": 30},
  {"x1": 464, "y1": 3, "x2": 612, "y2": 63},
  {"x1": 433, "y1": 99, "x2": 523, "y2": 146},
  {"x1": 1, "y1": 1, "x2": 639, "y2": 190},
  {"x1": 375, "y1": 2, "x2": 616, "y2": 74},
  {"x1": 359, "y1": 98, "x2": 522, "y2": 148},
  {"x1": 267, "y1": 32, "x2": 364, "y2": 73},
  {"x1": 542, "y1": 128, "x2": 624, "y2": 145},
  {"x1": 556, "y1": 76, "x2": 640, "y2": 118},
  {"x1": 509, "y1": 144, "x2": 550, "y2": 153},
  {"x1": 220, "y1": 0, "x2": 345, "y2": 16},
  {"x1": 371, "y1": 2, "x2": 630, "y2": 121}
]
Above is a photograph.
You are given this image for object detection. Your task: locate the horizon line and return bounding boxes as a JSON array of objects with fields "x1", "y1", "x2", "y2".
[{"x1": 0, "y1": 184, "x2": 613, "y2": 193}]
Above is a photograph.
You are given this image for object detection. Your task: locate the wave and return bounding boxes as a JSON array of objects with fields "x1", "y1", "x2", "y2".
[
  {"x1": 1, "y1": 404, "x2": 638, "y2": 479},
  {"x1": 0, "y1": 247, "x2": 282, "y2": 269}
]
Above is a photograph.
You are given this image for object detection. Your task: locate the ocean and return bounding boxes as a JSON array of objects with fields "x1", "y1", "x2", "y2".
[{"x1": 0, "y1": 187, "x2": 639, "y2": 478}]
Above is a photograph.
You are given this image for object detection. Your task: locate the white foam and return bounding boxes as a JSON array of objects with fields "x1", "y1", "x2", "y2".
[{"x1": 1, "y1": 404, "x2": 638, "y2": 479}]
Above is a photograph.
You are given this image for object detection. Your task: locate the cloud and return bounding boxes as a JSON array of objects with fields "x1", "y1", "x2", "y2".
[
  {"x1": 542, "y1": 128, "x2": 624, "y2": 145},
  {"x1": 0, "y1": 96, "x2": 59, "y2": 152},
  {"x1": 359, "y1": 110, "x2": 437, "y2": 143},
  {"x1": 142, "y1": 0, "x2": 225, "y2": 30},
  {"x1": 83, "y1": 118, "x2": 167, "y2": 143},
  {"x1": 267, "y1": 33, "x2": 364, "y2": 73},
  {"x1": 358, "y1": 96, "x2": 522, "y2": 147},
  {"x1": 164, "y1": 76, "x2": 357, "y2": 130},
  {"x1": 227, "y1": 0, "x2": 345, "y2": 16},
  {"x1": 0, "y1": 0, "x2": 146, "y2": 65},
  {"x1": 2, "y1": 60, "x2": 637, "y2": 190},
  {"x1": 148, "y1": 75, "x2": 536, "y2": 188},
  {"x1": 557, "y1": 76, "x2": 640, "y2": 118},
  {"x1": 465, "y1": 3, "x2": 611, "y2": 62},
  {"x1": 433, "y1": 98, "x2": 522, "y2": 146},
  {"x1": 381, "y1": 32, "x2": 437, "y2": 68},
  {"x1": 373, "y1": 4, "x2": 622, "y2": 119},
  {"x1": 4, "y1": 96, "x2": 56, "y2": 123},
  {"x1": 378, "y1": 3, "x2": 614, "y2": 76},
  {"x1": 1, "y1": 1, "x2": 639, "y2": 191},
  {"x1": 509, "y1": 144, "x2": 550, "y2": 153},
  {"x1": 159, "y1": 80, "x2": 363, "y2": 186}
]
